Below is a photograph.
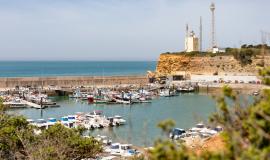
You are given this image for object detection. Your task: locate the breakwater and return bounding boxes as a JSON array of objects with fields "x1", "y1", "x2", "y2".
[{"x1": 0, "y1": 75, "x2": 148, "y2": 88}]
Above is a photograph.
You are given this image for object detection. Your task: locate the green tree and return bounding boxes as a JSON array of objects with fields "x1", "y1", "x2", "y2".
[
  {"x1": 259, "y1": 67, "x2": 270, "y2": 85},
  {"x1": 157, "y1": 119, "x2": 175, "y2": 136},
  {"x1": 0, "y1": 98, "x2": 102, "y2": 160},
  {"x1": 28, "y1": 124, "x2": 102, "y2": 160}
]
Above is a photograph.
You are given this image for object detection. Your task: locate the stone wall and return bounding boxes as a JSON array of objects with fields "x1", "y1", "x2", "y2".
[{"x1": 0, "y1": 75, "x2": 148, "y2": 88}]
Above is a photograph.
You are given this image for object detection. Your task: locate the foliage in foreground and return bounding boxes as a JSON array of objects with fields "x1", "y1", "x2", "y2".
[
  {"x1": 0, "y1": 100, "x2": 102, "y2": 160},
  {"x1": 259, "y1": 67, "x2": 270, "y2": 85},
  {"x1": 147, "y1": 86, "x2": 270, "y2": 160}
]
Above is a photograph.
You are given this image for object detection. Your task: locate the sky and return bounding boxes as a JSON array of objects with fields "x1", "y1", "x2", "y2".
[{"x1": 0, "y1": 0, "x2": 269, "y2": 61}]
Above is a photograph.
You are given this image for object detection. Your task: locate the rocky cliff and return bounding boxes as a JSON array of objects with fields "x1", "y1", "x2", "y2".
[{"x1": 156, "y1": 53, "x2": 270, "y2": 76}]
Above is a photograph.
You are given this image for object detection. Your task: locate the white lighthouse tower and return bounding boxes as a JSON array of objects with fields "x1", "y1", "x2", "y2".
[{"x1": 185, "y1": 30, "x2": 199, "y2": 52}]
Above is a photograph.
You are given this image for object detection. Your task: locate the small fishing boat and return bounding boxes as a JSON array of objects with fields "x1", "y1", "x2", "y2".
[
  {"x1": 114, "y1": 115, "x2": 126, "y2": 125},
  {"x1": 252, "y1": 91, "x2": 259, "y2": 96},
  {"x1": 61, "y1": 116, "x2": 74, "y2": 128},
  {"x1": 106, "y1": 143, "x2": 138, "y2": 157},
  {"x1": 35, "y1": 119, "x2": 47, "y2": 129},
  {"x1": 26, "y1": 119, "x2": 35, "y2": 125},
  {"x1": 177, "y1": 86, "x2": 195, "y2": 92},
  {"x1": 47, "y1": 118, "x2": 57, "y2": 127},
  {"x1": 159, "y1": 89, "x2": 178, "y2": 97},
  {"x1": 169, "y1": 128, "x2": 186, "y2": 140}
]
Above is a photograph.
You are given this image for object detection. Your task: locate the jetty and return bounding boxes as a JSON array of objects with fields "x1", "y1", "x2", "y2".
[
  {"x1": 21, "y1": 100, "x2": 44, "y2": 109},
  {"x1": 3, "y1": 99, "x2": 58, "y2": 109},
  {"x1": 4, "y1": 100, "x2": 44, "y2": 109},
  {"x1": 0, "y1": 75, "x2": 148, "y2": 88}
]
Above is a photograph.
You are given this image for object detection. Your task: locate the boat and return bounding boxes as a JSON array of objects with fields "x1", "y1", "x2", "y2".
[
  {"x1": 67, "y1": 115, "x2": 77, "y2": 123},
  {"x1": 88, "y1": 95, "x2": 109, "y2": 104},
  {"x1": 69, "y1": 88, "x2": 82, "y2": 98},
  {"x1": 113, "y1": 97, "x2": 132, "y2": 104},
  {"x1": 252, "y1": 91, "x2": 259, "y2": 96},
  {"x1": 3, "y1": 97, "x2": 27, "y2": 108},
  {"x1": 61, "y1": 116, "x2": 74, "y2": 128},
  {"x1": 114, "y1": 115, "x2": 126, "y2": 125},
  {"x1": 106, "y1": 143, "x2": 138, "y2": 157},
  {"x1": 34, "y1": 119, "x2": 47, "y2": 129},
  {"x1": 95, "y1": 135, "x2": 112, "y2": 145},
  {"x1": 107, "y1": 117, "x2": 116, "y2": 127},
  {"x1": 47, "y1": 118, "x2": 57, "y2": 127},
  {"x1": 26, "y1": 119, "x2": 35, "y2": 125},
  {"x1": 159, "y1": 89, "x2": 178, "y2": 97},
  {"x1": 177, "y1": 86, "x2": 195, "y2": 92},
  {"x1": 169, "y1": 128, "x2": 186, "y2": 140}
]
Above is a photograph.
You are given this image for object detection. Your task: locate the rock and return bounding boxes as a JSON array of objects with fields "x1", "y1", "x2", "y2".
[{"x1": 156, "y1": 54, "x2": 270, "y2": 76}]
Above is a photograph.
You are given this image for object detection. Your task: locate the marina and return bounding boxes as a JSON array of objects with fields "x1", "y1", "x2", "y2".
[
  {"x1": 1, "y1": 77, "x2": 258, "y2": 147},
  {"x1": 0, "y1": 0, "x2": 268, "y2": 158},
  {"x1": 6, "y1": 91, "x2": 217, "y2": 147}
]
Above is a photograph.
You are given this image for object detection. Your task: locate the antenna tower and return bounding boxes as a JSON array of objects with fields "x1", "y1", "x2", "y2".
[
  {"x1": 200, "y1": 16, "x2": 202, "y2": 53},
  {"x1": 210, "y1": 2, "x2": 216, "y2": 49}
]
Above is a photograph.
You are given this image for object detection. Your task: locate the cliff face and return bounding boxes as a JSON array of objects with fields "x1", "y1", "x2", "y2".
[{"x1": 156, "y1": 54, "x2": 270, "y2": 75}]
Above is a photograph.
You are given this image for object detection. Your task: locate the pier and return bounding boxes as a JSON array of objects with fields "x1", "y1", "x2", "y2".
[
  {"x1": 4, "y1": 100, "x2": 56, "y2": 109},
  {"x1": 4, "y1": 100, "x2": 44, "y2": 109},
  {"x1": 0, "y1": 75, "x2": 148, "y2": 88},
  {"x1": 21, "y1": 100, "x2": 44, "y2": 109}
]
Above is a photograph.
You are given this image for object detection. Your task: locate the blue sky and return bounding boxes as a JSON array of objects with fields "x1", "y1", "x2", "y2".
[{"x1": 0, "y1": 0, "x2": 268, "y2": 61}]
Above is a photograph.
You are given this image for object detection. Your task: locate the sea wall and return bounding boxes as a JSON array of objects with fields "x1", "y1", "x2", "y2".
[
  {"x1": 156, "y1": 54, "x2": 270, "y2": 75},
  {"x1": 0, "y1": 75, "x2": 148, "y2": 88}
]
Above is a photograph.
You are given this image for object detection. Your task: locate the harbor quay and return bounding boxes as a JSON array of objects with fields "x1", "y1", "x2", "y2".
[{"x1": 0, "y1": 75, "x2": 148, "y2": 88}]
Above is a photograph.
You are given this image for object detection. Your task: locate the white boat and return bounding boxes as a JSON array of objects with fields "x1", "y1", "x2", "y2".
[
  {"x1": 67, "y1": 115, "x2": 77, "y2": 123},
  {"x1": 100, "y1": 156, "x2": 117, "y2": 160},
  {"x1": 177, "y1": 86, "x2": 195, "y2": 92},
  {"x1": 114, "y1": 115, "x2": 126, "y2": 125},
  {"x1": 61, "y1": 117, "x2": 74, "y2": 128},
  {"x1": 26, "y1": 119, "x2": 35, "y2": 125},
  {"x1": 159, "y1": 89, "x2": 177, "y2": 97},
  {"x1": 107, "y1": 143, "x2": 137, "y2": 157},
  {"x1": 34, "y1": 119, "x2": 48, "y2": 129},
  {"x1": 47, "y1": 118, "x2": 57, "y2": 127},
  {"x1": 3, "y1": 97, "x2": 26, "y2": 107},
  {"x1": 252, "y1": 91, "x2": 259, "y2": 96},
  {"x1": 159, "y1": 90, "x2": 170, "y2": 97},
  {"x1": 69, "y1": 88, "x2": 82, "y2": 98},
  {"x1": 95, "y1": 135, "x2": 112, "y2": 145},
  {"x1": 114, "y1": 98, "x2": 131, "y2": 104}
]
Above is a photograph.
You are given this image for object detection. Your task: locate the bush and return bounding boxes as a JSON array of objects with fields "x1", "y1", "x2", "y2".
[{"x1": 0, "y1": 102, "x2": 102, "y2": 160}]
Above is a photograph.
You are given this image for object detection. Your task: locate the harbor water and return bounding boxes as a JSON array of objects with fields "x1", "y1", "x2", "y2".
[
  {"x1": 0, "y1": 61, "x2": 156, "y2": 77},
  {"x1": 8, "y1": 92, "x2": 216, "y2": 147}
]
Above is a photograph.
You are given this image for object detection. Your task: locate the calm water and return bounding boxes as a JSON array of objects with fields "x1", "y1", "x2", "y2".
[
  {"x1": 0, "y1": 61, "x2": 156, "y2": 77},
  {"x1": 8, "y1": 93, "x2": 216, "y2": 146}
]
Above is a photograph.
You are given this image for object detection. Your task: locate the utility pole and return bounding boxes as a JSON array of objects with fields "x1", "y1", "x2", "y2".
[
  {"x1": 200, "y1": 16, "x2": 203, "y2": 53},
  {"x1": 185, "y1": 24, "x2": 189, "y2": 52},
  {"x1": 210, "y1": 2, "x2": 216, "y2": 50},
  {"x1": 260, "y1": 31, "x2": 270, "y2": 66}
]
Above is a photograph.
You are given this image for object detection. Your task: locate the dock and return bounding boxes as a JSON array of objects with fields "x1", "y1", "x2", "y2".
[
  {"x1": 3, "y1": 101, "x2": 27, "y2": 108},
  {"x1": 4, "y1": 100, "x2": 44, "y2": 109},
  {"x1": 21, "y1": 100, "x2": 44, "y2": 109}
]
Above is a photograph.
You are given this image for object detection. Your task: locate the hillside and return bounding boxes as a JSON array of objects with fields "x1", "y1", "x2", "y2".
[{"x1": 156, "y1": 53, "x2": 270, "y2": 76}]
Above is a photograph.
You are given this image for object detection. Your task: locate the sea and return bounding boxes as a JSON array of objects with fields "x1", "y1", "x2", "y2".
[
  {"x1": 0, "y1": 61, "x2": 156, "y2": 77},
  {"x1": 3, "y1": 61, "x2": 218, "y2": 146}
]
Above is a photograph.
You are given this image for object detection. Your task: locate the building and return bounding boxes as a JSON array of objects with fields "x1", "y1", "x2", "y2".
[
  {"x1": 185, "y1": 31, "x2": 199, "y2": 52},
  {"x1": 212, "y1": 47, "x2": 225, "y2": 53}
]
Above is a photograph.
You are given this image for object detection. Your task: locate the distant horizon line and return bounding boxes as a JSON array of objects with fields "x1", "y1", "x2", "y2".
[{"x1": 0, "y1": 60, "x2": 157, "y2": 62}]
